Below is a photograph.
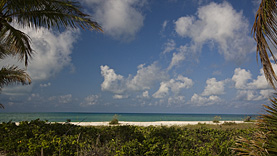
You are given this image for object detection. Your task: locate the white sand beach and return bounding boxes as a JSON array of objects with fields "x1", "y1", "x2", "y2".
[{"x1": 70, "y1": 121, "x2": 246, "y2": 127}]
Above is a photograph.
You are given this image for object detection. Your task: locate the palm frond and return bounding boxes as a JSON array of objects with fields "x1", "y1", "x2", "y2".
[
  {"x1": 0, "y1": 65, "x2": 31, "y2": 90},
  {"x1": 2, "y1": 0, "x2": 103, "y2": 31},
  {"x1": 0, "y1": 103, "x2": 4, "y2": 109},
  {"x1": 252, "y1": 0, "x2": 277, "y2": 89},
  {"x1": 234, "y1": 93, "x2": 277, "y2": 155},
  {"x1": 232, "y1": 132, "x2": 269, "y2": 156},
  {"x1": 0, "y1": 22, "x2": 32, "y2": 66}
]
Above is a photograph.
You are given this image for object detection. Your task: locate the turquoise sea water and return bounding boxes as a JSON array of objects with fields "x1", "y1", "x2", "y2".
[{"x1": 0, "y1": 112, "x2": 259, "y2": 122}]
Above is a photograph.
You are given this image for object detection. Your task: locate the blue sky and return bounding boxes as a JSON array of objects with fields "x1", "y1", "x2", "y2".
[{"x1": 0, "y1": 0, "x2": 274, "y2": 114}]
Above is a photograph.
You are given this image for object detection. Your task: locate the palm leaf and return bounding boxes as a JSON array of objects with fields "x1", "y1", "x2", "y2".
[
  {"x1": 233, "y1": 93, "x2": 277, "y2": 155},
  {"x1": 0, "y1": 0, "x2": 102, "y2": 66},
  {"x1": 252, "y1": 0, "x2": 277, "y2": 89},
  {"x1": 2, "y1": 0, "x2": 102, "y2": 31},
  {"x1": 0, "y1": 22, "x2": 32, "y2": 66},
  {"x1": 0, "y1": 103, "x2": 4, "y2": 109},
  {"x1": 0, "y1": 65, "x2": 31, "y2": 90}
]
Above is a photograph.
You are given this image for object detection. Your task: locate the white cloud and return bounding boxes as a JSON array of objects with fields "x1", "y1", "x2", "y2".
[
  {"x1": 101, "y1": 63, "x2": 166, "y2": 96},
  {"x1": 24, "y1": 27, "x2": 78, "y2": 81},
  {"x1": 100, "y1": 65, "x2": 125, "y2": 94},
  {"x1": 153, "y1": 75, "x2": 193, "y2": 98},
  {"x1": 127, "y1": 63, "x2": 167, "y2": 91},
  {"x1": 259, "y1": 89, "x2": 274, "y2": 99},
  {"x1": 232, "y1": 66, "x2": 275, "y2": 101},
  {"x1": 152, "y1": 82, "x2": 169, "y2": 98},
  {"x1": 142, "y1": 91, "x2": 149, "y2": 98},
  {"x1": 2, "y1": 85, "x2": 33, "y2": 95},
  {"x1": 161, "y1": 20, "x2": 168, "y2": 34},
  {"x1": 202, "y1": 78, "x2": 225, "y2": 96},
  {"x1": 0, "y1": 26, "x2": 78, "y2": 81},
  {"x1": 83, "y1": 0, "x2": 146, "y2": 41},
  {"x1": 28, "y1": 93, "x2": 40, "y2": 101},
  {"x1": 162, "y1": 39, "x2": 176, "y2": 54},
  {"x1": 49, "y1": 94, "x2": 72, "y2": 104},
  {"x1": 175, "y1": 16, "x2": 195, "y2": 37},
  {"x1": 167, "y1": 44, "x2": 195, "y2": 70},
  {"x1": 175, "y1": 2, "x2": 255, "y2": 63},
  {"x1": 113, "y1": 94, "x2": 128, "y2": 99},
  {"x1": 236, "y1": 90, "x2": 264, "y2": 101},
  {"x1": 40, "y1": 83, "x2": 51, "y2": 88},
  {"x1": 58, "y1": 94, "x2": 73, "y2": 104},
  {"x1": 248, "y1": 64, "x2": 277, "y2": 90},
  {"x1": 168, "y1": 96, "x2": 186, "y2": 106},
  {"x1": 81, "y1": 95, "x2": 99, "y2": 106},
  {"x1": 232, "y1": 68, "x2": 252, "y2": 89},
  {"x1": 191, "y1": 93, "x2": 221, "y2": 106},
  {"x1": 168, "y1": 50, "x2": 186, "y2": 70}
]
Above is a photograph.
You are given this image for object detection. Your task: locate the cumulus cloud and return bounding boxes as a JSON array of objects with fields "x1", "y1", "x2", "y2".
[
  {"x1": 101, "y1": 63, "x2": 166, "y2": 95},
  {"x1": 175, "y1": 16, "x2": 195, "y2": 37},
  {"x1": 126, "y1": 63, "x2": 167, "y2": 91},
  {"x1": 248, "y1": 68, "x2": 271, "y2": 89},
  {"x1": 232, "y1": 68, "x2": 252, "y2": 89},
  {"x1": 153, "y1": 75, "x2": 193, "y2": 98},
  {"x1": 190, "y1": 93, "x2": 221, "y2": 106},
  {"x1": 202, "y1": 78, "x2": 225, "y2": 96},
  {"x1": 100, "y1": 65, "x2": 125, "y2": 94},
  {"x1": 231, "y1": 66, "x2": 275, "y2": 101},
  {"x1": 82, "y1": 0, "x2": 146, "y2": 41},
  {"x1": 80, "y1": 95, "x2": 99, "y2": 107},
  {"x1": 174, "y1": 2, "x2": 255, "y2": 63},
  {"x1": 23, "y1": 27, "x2": 78, "y2": 81}
]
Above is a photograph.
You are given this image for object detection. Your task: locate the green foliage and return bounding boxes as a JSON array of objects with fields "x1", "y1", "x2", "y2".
[
  {"x1": 109, "y1": 114, "x2": 119, "y2": 125},
  {"x1": 222, "y1": 122, "x2": 237, "y2": 126},
  {"x1": 213, "y1": 116, "x2": 221, "y2": 123},
  {"x1": 0, "y1": 119, "x2": 257, "y2": 155}
]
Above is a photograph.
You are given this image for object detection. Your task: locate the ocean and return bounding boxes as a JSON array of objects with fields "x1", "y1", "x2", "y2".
[{"x1": 0, "y1": 112, "x2": 259, "y2": 123}]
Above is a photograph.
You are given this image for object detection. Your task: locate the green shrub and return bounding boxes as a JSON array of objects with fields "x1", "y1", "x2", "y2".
[
  {"x1": 222, "y1": 121, "x2": 237, "y2": 125},
  {"x1": 109, "y1": 114, "x2": 119, "y2": 125},
  {"x1": 213, "y1": 116, "x2": 221, "y2": 123}
]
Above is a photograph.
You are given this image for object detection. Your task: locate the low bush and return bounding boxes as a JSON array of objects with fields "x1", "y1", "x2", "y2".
[
  {"x1": 109, "y1": 114, "x2": 119, "y2": 125},
  {"x1": 213, "y1": 116, "x2": 221, "y2": 123}
]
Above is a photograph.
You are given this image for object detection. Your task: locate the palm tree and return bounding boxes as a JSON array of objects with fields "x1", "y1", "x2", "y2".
[
  {"x1": 0, "y1": 0, "x2": 102, "y2": 66},
  {"x1": 252, "y1": 0, "x2": 277, "y2": 89},
  {"x1": 0, "y1": 0, "x2": 102, "y2": 108},
  {"x1": 233, "y1": 0, "x2": 277, "y2": 154}
]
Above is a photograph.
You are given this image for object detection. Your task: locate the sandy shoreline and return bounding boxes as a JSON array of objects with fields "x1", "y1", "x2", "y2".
[{"x1": 67, "y1": 121, "x2": 246, "y2": 126}]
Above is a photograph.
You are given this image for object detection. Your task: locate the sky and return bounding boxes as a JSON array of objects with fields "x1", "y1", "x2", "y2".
[{"x1": 0, "y1": 0, "x2": 274, "y2": 114}]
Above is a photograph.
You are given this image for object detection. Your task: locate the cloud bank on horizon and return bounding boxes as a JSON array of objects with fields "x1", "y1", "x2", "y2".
[{"x1": 0, "y1": 0, "x2": 274, "y2": 114}]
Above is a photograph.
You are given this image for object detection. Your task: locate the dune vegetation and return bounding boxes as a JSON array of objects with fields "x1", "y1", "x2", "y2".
[{"x1": 0, "y1": 119, "x2": 257, "y2": 156}]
